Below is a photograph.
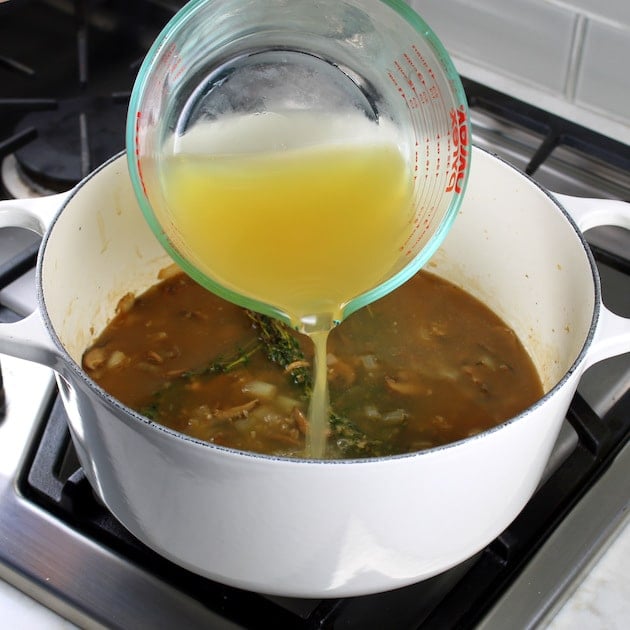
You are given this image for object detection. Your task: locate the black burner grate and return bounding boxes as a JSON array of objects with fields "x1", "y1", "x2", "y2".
[
  {"x1": 12, "y1": 95, "x2": 128, "y2": 190},
  {"x1": 462, "y1": 78, "x2": 630, "y2": 178},
  {"x1": 0, "y1": 0, "x2": 181, "y2": 196}
]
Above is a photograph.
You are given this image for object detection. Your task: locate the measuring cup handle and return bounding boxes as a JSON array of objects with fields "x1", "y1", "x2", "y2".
[
  {"x1": 553, "y1": 192, "x2": 630, "y2": 369},
  {"x1": 0, "y1": 192, "x2": 70, "y2": 367}
]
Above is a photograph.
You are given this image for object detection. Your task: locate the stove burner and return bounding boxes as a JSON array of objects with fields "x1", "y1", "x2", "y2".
[{"x1": 13, "y1": 95, "x2": 127, "y2": 192}]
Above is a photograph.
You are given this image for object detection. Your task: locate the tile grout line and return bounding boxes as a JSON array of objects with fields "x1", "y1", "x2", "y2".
[{"x1": 564, "y1": 13, "x2": 587, "y2": 103}]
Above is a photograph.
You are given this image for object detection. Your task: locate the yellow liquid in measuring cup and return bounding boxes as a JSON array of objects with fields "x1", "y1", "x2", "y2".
[{"x1": 158, "y1": 113, "x2": 414, "y2": 457}]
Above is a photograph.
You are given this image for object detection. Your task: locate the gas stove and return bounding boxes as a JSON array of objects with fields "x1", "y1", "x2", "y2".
[{"x1": 1, "y1": 2, "x2": 629, "y2": 628}]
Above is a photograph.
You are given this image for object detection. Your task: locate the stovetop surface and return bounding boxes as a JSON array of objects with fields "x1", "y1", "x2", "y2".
[{"x1": 0, "y1": 2, "x2": 629, "y2": 629}]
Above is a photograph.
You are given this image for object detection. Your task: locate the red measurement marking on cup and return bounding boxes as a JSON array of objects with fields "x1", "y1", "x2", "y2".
[
  {"x1": 403, "y1": 51, "x2": 427, "y2": 89},
  {"x1": 387, "y1": 67, "x2": 421, "y2": 183},
  {"x1": 445, "y1": 105, "x2": 468, "y2": 195},
  {"x1": 388, "y1": 48, "x2": 439, "y2": 257},
  {"x1": 399, "y1": 213, "x2": 434, "y2": 257},
  {"x1": 388, "y1": 46, "x2": 446, "y2": 184},
  {"x1": 388, "y1": 46, "x2": 468, "y2": 257},
  {"x1": 133, "y1": 43, "x2": 187, "y2": 200},
  {"x1": 411, "y1": 45, "x2": 441, "y2": 96},
  {"x1": 134, "y1": 111, "x2": 148, "y2": 196},
  {"x1": 389, "y1": 45, "x2": 442, "y2": 102},
  {"x1": 158, "y1": 42, "x2": 187, "y2": 82},
  {"x1": 435, "y1": 133, "x2": 442, "y2": 177}
]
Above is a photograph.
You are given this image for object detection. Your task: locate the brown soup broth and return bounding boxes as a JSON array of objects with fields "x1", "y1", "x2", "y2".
[{"x1": 82, "y1": 270, "x2": 543, "y2": 459}]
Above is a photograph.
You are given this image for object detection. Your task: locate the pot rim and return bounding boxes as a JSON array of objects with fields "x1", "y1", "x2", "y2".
[{"x1": 35, "y1": 147, "x2": 601, "y2": 465}]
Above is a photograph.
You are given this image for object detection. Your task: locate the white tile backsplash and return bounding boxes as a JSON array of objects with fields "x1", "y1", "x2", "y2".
[
  {"x1": 576, "y1": 20, "x2": 630, "y2": 124},
  {"x1": 413, "y1": 0, "x2": 577, "y2": 94},
  {"x1": 548, "y1": 0, "x2": 630, "y2": 27},
  {"x1": 409, "y1": 0, "x2": 630, "y2": 143}
]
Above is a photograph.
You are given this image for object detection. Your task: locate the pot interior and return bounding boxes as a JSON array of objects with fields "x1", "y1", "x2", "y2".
[
  {"x1": 430, "y1": 150, "x2": 595, "y2": 391},
  {"x1": 41, "y1": 148, "x2": 595, "y2": 394},
  {"x1": 42, "y1": 155, "x2": 173, "y2": 364}
]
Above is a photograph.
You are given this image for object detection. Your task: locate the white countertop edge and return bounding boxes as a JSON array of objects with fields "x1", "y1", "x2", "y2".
[{"x1": 546, "y1": 514, "x2": 630, "y2": 629}]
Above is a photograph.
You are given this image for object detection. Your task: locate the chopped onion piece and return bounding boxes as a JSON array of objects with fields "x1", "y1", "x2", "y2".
[
  {"x1": 360, "y1": 354, "x2": 379, "y2": 370},
  {"x1": 364, "y1": 405, "x2": 381, "y2": 420},
  {"x1": 233, "y1": 417, "x2": 254, "y2": 433},
  {"x1": 157, "y1": 262, "x2": 183, "y2": 280},
  {"x1": 106, "y1": 350, "x2": 128, "y2": 369},
  {"x1": 242, "y1": 380, "x2": 277, "y2": 401},
  {"x1": 248, "y1": 405, "x2": 277, "y2": 422},
  {"x1": 382, "y1": 409, "x2": 409, "y2": 424},
  {"x1": 276, "y1": 395, "x2": 303, "y2": 413}
]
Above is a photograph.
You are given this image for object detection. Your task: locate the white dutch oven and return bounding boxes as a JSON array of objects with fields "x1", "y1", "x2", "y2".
[{"x1": 0, "y1": 147, "x2": 629, "y2": 597}]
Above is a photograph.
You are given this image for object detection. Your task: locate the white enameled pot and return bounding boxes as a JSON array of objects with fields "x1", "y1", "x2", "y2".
[{"x1": 0, "y1": 147, "x2": 629, "y2": 598}]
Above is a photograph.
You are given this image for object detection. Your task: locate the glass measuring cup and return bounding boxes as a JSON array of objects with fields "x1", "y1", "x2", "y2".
[
  {"x1": 127, "y1": 0, "x2": 471, "y2": 458},
  {"x1": 126, "y1": 0, "x2": 471, "y2": 334}
]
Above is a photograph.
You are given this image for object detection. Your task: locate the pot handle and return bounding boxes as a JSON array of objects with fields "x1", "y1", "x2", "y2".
[
  {"x1": 0, "y1": 193, "x2": 71, "y2": 367},
  {"x1": 553, "y1": 193, "x2": 630, "y2": 369},
  {"x1": 0, "y1": 192, "x2": 67, "y2": 233}
]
